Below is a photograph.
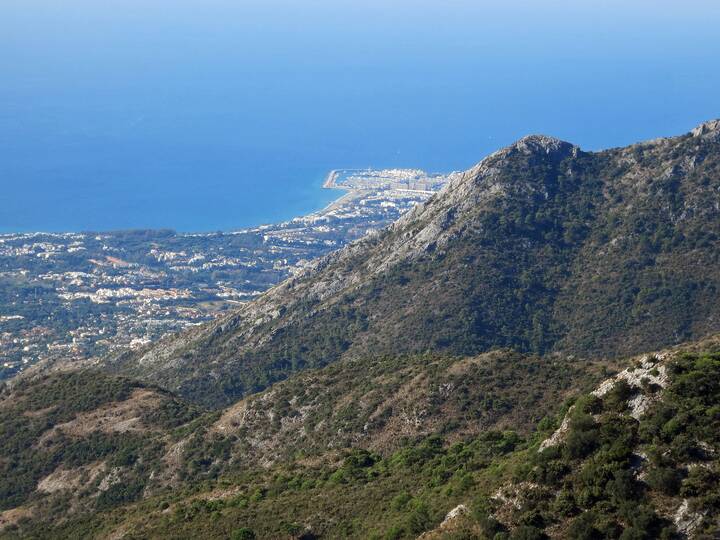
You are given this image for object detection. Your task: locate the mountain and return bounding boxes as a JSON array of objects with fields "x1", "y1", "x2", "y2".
[
  {"x1": 110, "y1": 120, "x2": 720, "y2": 408},
  {"x1": 4, "y1": 336, "x2": 719, "y2": 539},
  {"x1": 3, "y1": 121, "x2": 720, "y2": 538}
]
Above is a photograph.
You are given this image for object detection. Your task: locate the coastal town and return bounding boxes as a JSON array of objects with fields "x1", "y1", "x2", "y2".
[{"x1": 0, "y1": 169, "x2": 451, "y2": 378}]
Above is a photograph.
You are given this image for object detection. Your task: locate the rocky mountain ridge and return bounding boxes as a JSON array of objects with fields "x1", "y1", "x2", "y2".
[{"x1": 109, "y1": 120, "x2": 720, "y2": 408}]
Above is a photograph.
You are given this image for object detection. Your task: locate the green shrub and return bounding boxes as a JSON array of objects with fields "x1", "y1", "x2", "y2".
[
  {"x1": 606, "y1": 469, "x2": 639, "y2": 502},
  {"x1": 510, "y1": 525, "x2": 547, "y2": 540},
  {"x1": 680, "y1": 466, "x2": 718, "y2": 498},
  {"x1": 566, "y1": 511, "x2": 601, "y2": 540},
  {"x1": 230, "y1": 527, "x2": 256, "y2": 540},
  {"x1": 604, "y1": 380, "x2": 636, "y2": 411},
  {"x1": 476, "y1": 514, "x2": 506, "y2": 537},
  {"x1": 405, "y1": 499, "x2": 433, "y2": 534},
  {"x1": 384, "y1": 524, "x2": 405, "y2": 540},
  {"x1": 551, "y1": 489, "x2": 576, "y2": 517},
  {"x1": 646, "y1": 466, "x2": 682, "y2": 496},
  {"x1": 391, "y1": 491, "x2": 412, "y2": 510},
  {"x1": 564, "y1": 413, "x2": 600, "y2": 459}
]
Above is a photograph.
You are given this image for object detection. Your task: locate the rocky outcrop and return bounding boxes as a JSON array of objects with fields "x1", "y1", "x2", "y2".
[
  {"x1": 540, "y1": 352, "x2": 669, "y2": 451},
  {"x1": 692, "y1": 119, "x2": 720, "y2": 142},
  {"x1": 673, "y1": 499, "x2": 705, "y2": 537},
  {"x1": 37, "y1": 461, "x2": 106, "y2": 494}
]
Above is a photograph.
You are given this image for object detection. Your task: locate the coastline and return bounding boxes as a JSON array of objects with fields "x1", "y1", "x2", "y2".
[
  {"x1": 317, "y1": 169, "x2": 356, "y2": 213},
  {"x1": 0, "y1": 173, "x2": 345, "y2": 236}
]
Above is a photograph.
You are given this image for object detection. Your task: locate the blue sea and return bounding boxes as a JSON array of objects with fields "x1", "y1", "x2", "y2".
[{"x1": 1, "y1": 0, "x2": 719, "y2": 233}]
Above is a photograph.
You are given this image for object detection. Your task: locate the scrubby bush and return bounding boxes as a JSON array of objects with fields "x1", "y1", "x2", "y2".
[
  {"x1": 646, "y1": 466, "x2": 683, "y2": 496},
  {"x1": 510, "y1": 525, "x2": 546, "y2": 540},
  {"x1": 566, "y1": 511, "x2": 602, "y2": 540},
  {"x1": 230, "y1": 527, "x2": 256, "y2": 540},
  {"x1": 391, "y1": 491, "x2": 412, "y2": 510},
  {"x1": 564, "y1": 413, "x2": 600, "y2": 459},
  {"x1": 405, "y1": 499, "x2": 433, "y2": 534},
  {"x1": 604, "y1": 380, "x2": 636, "y2": 412}
]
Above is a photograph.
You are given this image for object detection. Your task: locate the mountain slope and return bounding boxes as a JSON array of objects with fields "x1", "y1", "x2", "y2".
[
  {"x1": 199, "y1": 350, "x2": 611, "y2": 468},
  {"x1": 111, "y1": 120, "x2": 720, "y2": 408},
  {"x1": 0, "y1": 370, "x2": 215, "y2": 533},
  {"x1": 0, "y1": 349, "x2": 606, "y2": 532},
  {"x1": 7, "y1": 336, "x2": 719, "y2": 539},
  {"x1": 468, "y1": 339, "x2": 720, "y2": 540}
]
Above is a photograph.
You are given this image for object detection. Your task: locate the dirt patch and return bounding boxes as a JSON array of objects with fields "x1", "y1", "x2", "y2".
[
  {"x1": 212, "y1": 398, "x2": 250, "y2": 433},
  {"x1": 22, "y1": 405, "x2": 57, "y2": 418},
  {"x1": 0, "y1": 507, "x2": 33, "y2": 532},
  {"x1": 37, "y1": 461, "x2": 106, "y2": 494},
  {"x1": 35, "y1": 388, "x2": 163, "y2": 448}
]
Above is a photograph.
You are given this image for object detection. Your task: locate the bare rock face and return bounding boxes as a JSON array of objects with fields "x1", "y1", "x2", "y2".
[
  {"x1": 513, "y1": 134, "x2": 577, "y2": 157},
  {"x1": 673, "y1": 499, "x2": 705, "y2": 536},
  {"x1": 692, "y1": 119, "x2": 720, "y2": 141},
  {"x1": 417, "y1": 504, "x2": 476, "y2": 539},
  {"x1": 37, "y1": 462, "x2": 106, "y2": 494},
  {"x1": 591, "y1": 354, "x2": 669, "y2": 420}
]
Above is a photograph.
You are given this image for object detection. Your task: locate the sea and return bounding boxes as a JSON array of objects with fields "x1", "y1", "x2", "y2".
[{"x1": 1, "y1": 0, "x2": 719, "y2": 233}]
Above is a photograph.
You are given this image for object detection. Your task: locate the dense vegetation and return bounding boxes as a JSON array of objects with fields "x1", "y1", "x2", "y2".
[
  {"x1": 116, "y1": 123, "x2": 720, "y2": 408},
  {"x1": 478, "y1": 350, "x2": 720, "y2": 539}
]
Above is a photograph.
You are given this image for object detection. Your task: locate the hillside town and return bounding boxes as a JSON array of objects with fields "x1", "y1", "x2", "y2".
[{"x1": 0, "y1": 170, "x2": 449, "y2": 378}]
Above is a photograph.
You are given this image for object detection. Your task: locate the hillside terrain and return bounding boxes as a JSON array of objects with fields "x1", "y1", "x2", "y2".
[
  {"x1": 0, "y1": 348, "x2": 608, "y2": 531},
  {"x1": 196, "y1": 349, "x2": 612, "y2": 468},
  {"x1": 2, "y1": 336, "x2": 718, "y2": 539},
  {"x1": 111, "y1": 121, "x2": 720, "y2": 408}
]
